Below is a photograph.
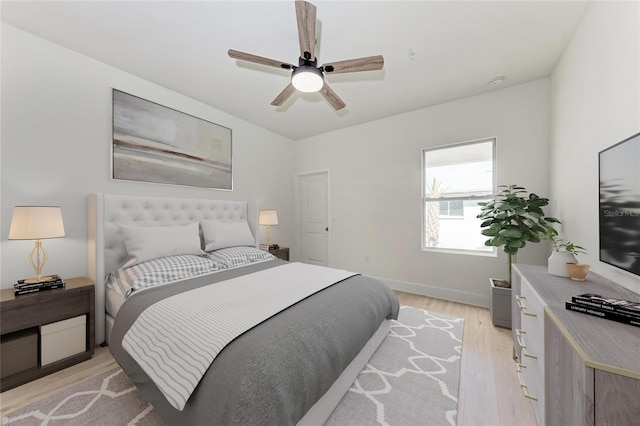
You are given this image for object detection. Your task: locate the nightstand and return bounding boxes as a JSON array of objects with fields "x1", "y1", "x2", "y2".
[
  {"x1": 0, "y1": 277, "x2": 95, "y2": 392},
  {"x1": 269, "y1": 247, "x2": 289, "y2": 261}
]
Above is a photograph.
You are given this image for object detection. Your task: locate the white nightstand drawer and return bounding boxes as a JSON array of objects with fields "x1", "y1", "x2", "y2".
[{"x1": 40, "y1": 315, "x2": 86, "y2": 366}]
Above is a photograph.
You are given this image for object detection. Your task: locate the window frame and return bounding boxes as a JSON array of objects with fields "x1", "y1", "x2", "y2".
[
  {"x1": 439, "y1": 199, "x2": 464, "y2": 218},
  {"x1": 421, "y1": 137, "x2": 497, "y2": 256}
]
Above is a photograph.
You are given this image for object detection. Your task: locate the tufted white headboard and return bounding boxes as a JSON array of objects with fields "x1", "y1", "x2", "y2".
[{"x1": 88, "y1": 193, "x2": 258, "y2": 344}]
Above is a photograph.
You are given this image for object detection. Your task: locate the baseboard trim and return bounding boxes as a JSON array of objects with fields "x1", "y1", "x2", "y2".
[{"x1": 366, "y1": 275, "x2": 490, "y2": 308}]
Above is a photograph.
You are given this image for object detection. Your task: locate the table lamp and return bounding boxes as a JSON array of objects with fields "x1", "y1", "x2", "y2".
[
  {"x1": 259, "y1": 209, "x2": 278, "y2": 247},
  {"x1": 9, "y1": 206, "x2": 66, "y2": 283}
]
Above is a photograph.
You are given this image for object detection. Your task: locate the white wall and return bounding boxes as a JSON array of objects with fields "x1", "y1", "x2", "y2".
[
  {"x1": 0, "y1": 24, "x2": 295, "y2": 287},
  {"x1": 550, "y1": 1, "x2": 640, "y2": 294},
  {"x1": 294, "y1": 79, "x2": 552, "y2": 307},
  {"x1": 6, "y1": 1, "x2": 637, "y2": 304}
]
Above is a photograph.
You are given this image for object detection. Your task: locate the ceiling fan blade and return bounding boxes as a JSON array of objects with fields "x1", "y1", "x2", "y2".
[
  {"x1": 271, "y1": 83, "x2": 297, "y2": 106},
  {"x1": 319, "y1": 83, "x2": 346, "y2": 110},
  {"x1": 295, "y1": 0, "x2": 316, "y2": 60},
  {"x1": 228, "y1": 49, "x2": 294, "y2": 70},
  {"x1": 323, "y1": 55, "x2": 384, "y2": 74}
]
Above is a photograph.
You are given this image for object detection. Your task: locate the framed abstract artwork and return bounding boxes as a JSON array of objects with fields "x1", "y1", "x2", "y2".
[{"x1": 112, "y1": 89, "x2": 232, "y2": 190}]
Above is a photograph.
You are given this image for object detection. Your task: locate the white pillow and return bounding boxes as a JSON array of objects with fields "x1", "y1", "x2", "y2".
[
  {"x1": 121, "y1": 223, "x2": 203, "y2": 266},
  {"x1": 201, "y1": 220, "x2": 255, "y2": 251}
]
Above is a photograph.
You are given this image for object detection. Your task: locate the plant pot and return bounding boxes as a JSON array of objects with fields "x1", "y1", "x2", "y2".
[
  {"x1": 566, "y1": 263, "x2": 590, "y2": 281},
  {"x1": 490, "y1": 278, "x2": 511, "y2": 329},
  {"x1": 548, "y1": 251, "x2": 577, "y2": 277}
]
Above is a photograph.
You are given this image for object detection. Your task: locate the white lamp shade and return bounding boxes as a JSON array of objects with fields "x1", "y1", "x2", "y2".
[
  {"x1": 9, "y1": 206, "x2": 66, "y2": 240},
  {"x1": 259, "y1": 210, "x2": 279, "y2": 226},
  {"x1": 291, "y1": 67, "x2": 324, "y2": 93}
]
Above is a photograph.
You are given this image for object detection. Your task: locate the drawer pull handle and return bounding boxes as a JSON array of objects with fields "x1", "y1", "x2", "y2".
[
  {"x1": 516, "y1": 329, "x2": 526, "y2": 347},
  {"x1": 515, "y1": 329, "x2": 538, "y2": 359},
  {"x1": 522, "y1": 347, "x2": 538, "y2": 360},
  {"x1": 516, "y1": 296, "x2": 537, "y2": 317},
  {"x1": 521, "y1": 384, "x2": 538, "y2": 401},
  {"x1": 515, "y1": 368, "x2": 539, "y2": 401},
  {"x1": 515, "y1": 362, "x2": 526, "y2": 373}
]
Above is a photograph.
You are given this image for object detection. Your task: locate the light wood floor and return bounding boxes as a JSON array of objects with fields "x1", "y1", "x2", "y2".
[
  {"x1": 395, "y1": 291, "x2": 536, "y2": 426},
  {"x1": 1, "y1": 291, "x2": 537, "y2": 425}
]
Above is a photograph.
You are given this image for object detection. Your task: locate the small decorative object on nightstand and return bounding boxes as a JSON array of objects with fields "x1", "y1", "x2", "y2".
[
  {"x1": 8, "y1": 206, "x2": 65, "y2": 284},
  {"x1": 14, "y1": 274, "x2": 66, "y2": 296},
  {"x1": 259, "y1": 209, "x2": 279, "y2": 247},
  {"x1": 0, "y1": 277, "x2": 95, "y2": 392},
  {"x1": 269, "y1": 246, "x2": 289, "y2": 261}
]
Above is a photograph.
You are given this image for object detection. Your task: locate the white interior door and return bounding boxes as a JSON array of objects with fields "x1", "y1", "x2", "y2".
[{"x1": 298, "y1": 171, "x2": 329, "y2": 266}]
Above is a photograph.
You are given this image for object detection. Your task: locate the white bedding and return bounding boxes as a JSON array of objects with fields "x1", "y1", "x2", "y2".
[{"x1": 105, "y1": 285, "x2": 125, "y2": 318}]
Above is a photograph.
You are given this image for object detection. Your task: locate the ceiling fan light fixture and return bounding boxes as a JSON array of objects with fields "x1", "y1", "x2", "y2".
[{"x1": 291, "y1": 66, "x2": 324, "y2": 92}]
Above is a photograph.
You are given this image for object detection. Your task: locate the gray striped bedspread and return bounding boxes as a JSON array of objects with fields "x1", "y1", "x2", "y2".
[
  {"x1": 121, "y1": 263, "x2": 356, "y2": 411},
  {"x1": 110, "y1": 259, "x2": 399, "y2": 425}
]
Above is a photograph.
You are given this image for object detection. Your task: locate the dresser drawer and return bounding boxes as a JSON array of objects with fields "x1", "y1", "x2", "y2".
[
  {"x1": 517, "y1": 325, "x2": 545, "y2": 422},
  {"x1": 516, "y1": 278, "x2": 547, "y2": 425},
  {"x1": 519, "y1": 278, "x2": 545, "y2": 319},
  {"x1": 518, "y1": 281, "x2": 544, "y2": 351}
]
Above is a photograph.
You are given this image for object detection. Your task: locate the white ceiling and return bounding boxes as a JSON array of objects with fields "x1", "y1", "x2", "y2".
[{"x1": 1, "y1": 1, "x2": 590, "y2": 140}]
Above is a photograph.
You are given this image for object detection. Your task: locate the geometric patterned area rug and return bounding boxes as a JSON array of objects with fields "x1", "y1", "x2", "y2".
[
  {"x1": 1, "y1": 368, "x2": 162, "y2": 426},
  {"x1": 2, "y1": 306, "x2": 463, "y2": 426},
  {"x1": 327, "y1": 306, "x2": 464, "y2": 426}
]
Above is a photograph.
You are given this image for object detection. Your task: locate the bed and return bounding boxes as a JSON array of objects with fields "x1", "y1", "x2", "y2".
[{"x1": 88, "y1": 193, "x2": 399, "y2": 425}]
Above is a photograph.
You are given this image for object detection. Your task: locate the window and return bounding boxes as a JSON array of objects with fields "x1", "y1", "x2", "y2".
[
  {"x1": 439, "y1": 200, "x2": 463, "y2": 217},
  {"x1": 422, "y1": 138, "x2": 496, "y2": 253}
]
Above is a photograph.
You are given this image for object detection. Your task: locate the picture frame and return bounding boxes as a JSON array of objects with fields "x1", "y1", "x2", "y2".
[{"x1": 112, "y1": 89, "x2": 232, "y2": 190}]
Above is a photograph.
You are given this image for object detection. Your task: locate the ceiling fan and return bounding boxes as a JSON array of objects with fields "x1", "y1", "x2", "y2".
[{"x1": 228, "y1": 0, "x2": 384, "y2": 110}]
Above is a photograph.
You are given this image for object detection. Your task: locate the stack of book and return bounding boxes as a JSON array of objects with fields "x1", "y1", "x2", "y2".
[
  {"x1": 14, "y1": 275, "x2": 66, "y2": 296},
  {"x1": 566, "y1": 293, "x2": 640, "y2": 328}
]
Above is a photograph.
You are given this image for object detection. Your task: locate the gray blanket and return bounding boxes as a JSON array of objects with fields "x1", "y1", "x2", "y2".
[{"x1": 110, "y1": 259, "x2": 399, "y2": 425}]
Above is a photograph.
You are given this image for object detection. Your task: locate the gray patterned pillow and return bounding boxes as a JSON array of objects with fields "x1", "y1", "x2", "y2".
[
  {"x1": 106, "y1": 254, "x2": 221, "y2": 297},
  {"x1": 205, "y1": 247, "x2": 275, "y2": 268}
]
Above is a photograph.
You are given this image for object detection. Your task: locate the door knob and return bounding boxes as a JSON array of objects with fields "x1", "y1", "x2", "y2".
[{"x1": 325, "y1": 227, "x2": 329, "y2": 231}]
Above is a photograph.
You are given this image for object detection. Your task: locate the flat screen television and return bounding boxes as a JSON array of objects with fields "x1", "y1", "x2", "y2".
[{"x1": 599, "y1": 131, "x2": 640, "y2": 277}]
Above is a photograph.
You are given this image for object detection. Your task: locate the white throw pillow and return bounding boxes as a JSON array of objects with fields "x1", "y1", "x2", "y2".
[
  {"x1": 201, "y1": 220, "x2": 255, "y2": 251},
  {"x1": 121, "y1": 223, "x2": 203, "y2": 266}
]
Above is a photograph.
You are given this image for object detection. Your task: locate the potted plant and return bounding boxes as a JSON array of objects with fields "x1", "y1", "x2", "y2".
[
  {"x1": 544, "y1": 228, "x2": 588, "y2": 278},
  {"x1": 477, "y1": 185, "x2": 560, "y2": 328},
  {"x1": 557, "y1": 241, "x2": 590, "y2": 281}
]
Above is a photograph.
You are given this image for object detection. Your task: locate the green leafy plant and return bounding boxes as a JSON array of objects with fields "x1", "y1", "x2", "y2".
[
  {"x1": 477, "y1": 185, "x2": 560, "y2": 287},
  {"x1": 543, "y1": 227, "x2": 587, "y2": 256}
]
